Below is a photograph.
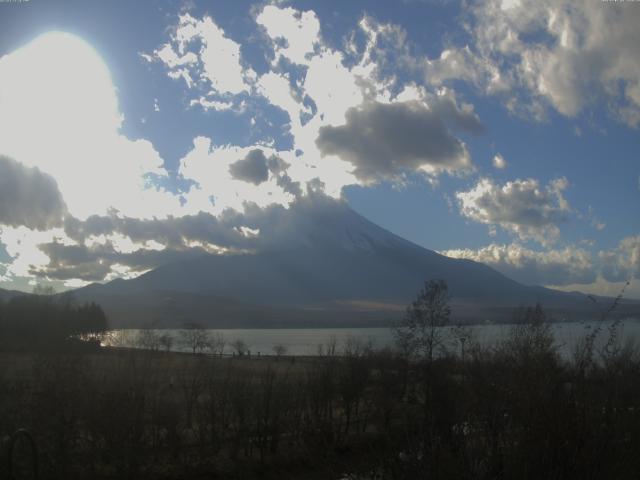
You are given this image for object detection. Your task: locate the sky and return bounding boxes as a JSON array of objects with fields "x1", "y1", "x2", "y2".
[{"x1": 0, "y1": 0, "x2": 638, "y2": 298}]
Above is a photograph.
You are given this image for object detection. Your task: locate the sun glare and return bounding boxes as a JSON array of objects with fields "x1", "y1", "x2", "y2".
[
  {"x1": 0, "y1": 31, "x2": 121, "y2": 164},
  {"x1": 0, "y1": 32, "x2": 166, "y2": 220}
]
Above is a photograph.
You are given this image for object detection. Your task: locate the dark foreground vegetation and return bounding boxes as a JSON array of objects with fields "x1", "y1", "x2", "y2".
[
  {"x1": 1, "y1": 282, "x2": 639, "y2": 479},
  {"x1": 0, "y1": 291, "x2": 108, "y2": 351},
  {"x1": 3, "y1": 325, "x2": 640, "y2": 479}
]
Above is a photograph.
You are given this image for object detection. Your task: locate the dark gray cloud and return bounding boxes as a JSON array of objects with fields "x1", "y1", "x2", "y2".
[
  {"x1": 35, "y1": 242, "x2": 113, "y2": 281},
  {"x1": 267, "y1": 154, "x2": 289, "y2": 175},
  {"x1": 35, "y1": 241, "x2": 210, "y2": 281},
  {"x1": 227, "y1": 149, "x2": 302, "y2": 196},
  {"x1": 316, "y1": 98, "x2": 483, "y2": 183},
  {"x1": 64, "y1": 211, "x2": 254, "y2": 252},
  {"x1": 36, "y1": 195, "x2": 348, "y2": 282},
  {"x1": 276, "y1": 173, "x2": 302, "y2": 198},
  {"x1": 39, "y1": 210, "x2": 262, "y2": 281},
  {"x1": 229, "y1": 149, "x2": 270, "y2": 185},
  {"x1": 0, "y1": 155, "x2": 67, "y2": 230}
]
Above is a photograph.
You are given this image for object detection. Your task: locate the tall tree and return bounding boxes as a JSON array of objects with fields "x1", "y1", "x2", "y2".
[{"x1": 394, "y1": 279, "x2": 451, "y2": 362}]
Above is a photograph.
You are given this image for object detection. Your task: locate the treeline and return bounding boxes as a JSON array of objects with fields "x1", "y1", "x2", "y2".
[{"x1": 0, "y1": 293, "x2": 108, "y2": 350}]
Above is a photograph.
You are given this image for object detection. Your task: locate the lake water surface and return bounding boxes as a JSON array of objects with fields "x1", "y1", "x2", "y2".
[{"x1": 105, "y1": 318, "x2": 640, "y2": 358}]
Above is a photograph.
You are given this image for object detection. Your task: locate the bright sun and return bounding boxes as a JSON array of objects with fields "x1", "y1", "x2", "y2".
[
  {"x1": 0, "y1": 31, "x2": 166, "y2": 220},
  {"x1": 0, "y1": 31, "x2": 121, "y2": 168}
]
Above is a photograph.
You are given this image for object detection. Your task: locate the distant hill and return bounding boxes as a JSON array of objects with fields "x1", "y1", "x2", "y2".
[
  {"x1": 73, "y1": 200, "x2": 640, "y2": 328},
  {"x1": 0, "y1": 288, "x2": 29, "y2": 303}
]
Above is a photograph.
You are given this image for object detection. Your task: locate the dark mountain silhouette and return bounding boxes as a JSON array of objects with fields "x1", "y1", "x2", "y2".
[
  {"x1": 73, "y1": 199, "x2": 640, "y2": 327},
  {"x1": 0, "y1": 288, "x2": 28, "y2": 303}
]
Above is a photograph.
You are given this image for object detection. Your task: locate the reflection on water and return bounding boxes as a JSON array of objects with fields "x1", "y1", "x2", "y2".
[{"x1": 103, "y1": 319, "x2": 640, "y2": 358}]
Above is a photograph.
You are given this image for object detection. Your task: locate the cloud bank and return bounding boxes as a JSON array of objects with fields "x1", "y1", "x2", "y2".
[
  {"x1": 442, "y1": 236, "x2": 640, "y2": 296},
  {"x1": 441, "y1": 243, "x2": 595, "y2": 287}
]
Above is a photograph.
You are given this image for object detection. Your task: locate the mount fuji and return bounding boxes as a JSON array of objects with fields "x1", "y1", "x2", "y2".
[{"x1": 73, "y1": 198, "x2": 638, "y2": 328}]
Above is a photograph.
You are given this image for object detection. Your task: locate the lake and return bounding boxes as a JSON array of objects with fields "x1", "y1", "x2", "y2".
[{"x1": 104, "y1": 318, "x2": 640, "y2": 358}]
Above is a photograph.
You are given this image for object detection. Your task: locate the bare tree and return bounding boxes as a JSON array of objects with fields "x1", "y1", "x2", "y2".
[
  {"x1": 343, "y1": 335, "x2": 372, "y2": 357},
  {"x1": 503, "y1": 303, "x2": 555, "y2": 362},
  {"x1": 394, "y1": 279, "x2": 451, "y2": 362},
  {"x1": 317, "y1": 334, "x2": 338, "y2": 357},
  {"x1": 272, "y1": 344, "x2": 287, "y2": 357},
  {"x1": 136, "y1": 329, "x2": 160, "y2": 351},
  {"x1": 179, "y1": 323, "x2": 210, "y2": 354},
  {"x1": 158, "y1": 333, "x2": 174, "y2": 352},
  {"x1": 231, "y1": 339, "x2": 248, "y2": 356},
  {"x1": 207, "y1": 332, "x2": 226, "y2": 356}
]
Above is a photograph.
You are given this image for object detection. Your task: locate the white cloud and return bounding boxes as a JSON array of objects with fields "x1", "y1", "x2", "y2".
[
  {"x1": 441, "y1": 239, "x2": 640, "y2": 299},
  {"x1": 456, "y1": 177, "x2": 570, "y2": 244},
  {"x1": 256, "y1": 5, "x2": 321, "y2": 65},
  {"x1": 600, "y1": 235, "x2": 640, "y2": 282},
  {"x1": 305, "y1": 50, "x2": 369, "y2": 126},
  {"x1": 188, "y1": 97, "x2": 234, "y2": 111},
  {"x1": 187, "y1": 15, "x2": 252, "y2": 95},
  {"x1": 0, "y1": 226, "x2": 69, "y2": 280},
  {"x1": 256, "y1": 71, "x2": 308, "y2": 123},
  {"x1": 436, "y1": 1, "x2": 640, "y2": 126},
  {"x1": 155, "y1": 43, "x2": 198, "y2": 69},
  {"x1": 492, "y1": 153, "x2": 507, "y2": 169},
  {"x1": 441, "y1": 243, "x2": 595, "y2": 286},
  {"x1": 148, "y1": 13, "x2": 255, "y2": 107},
  {"x1": 178, "y1": 137, "x2": 298, "y2": 215},
  {"x1": 425, "y1": 46, "x2": 508, "y2": 94}
]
